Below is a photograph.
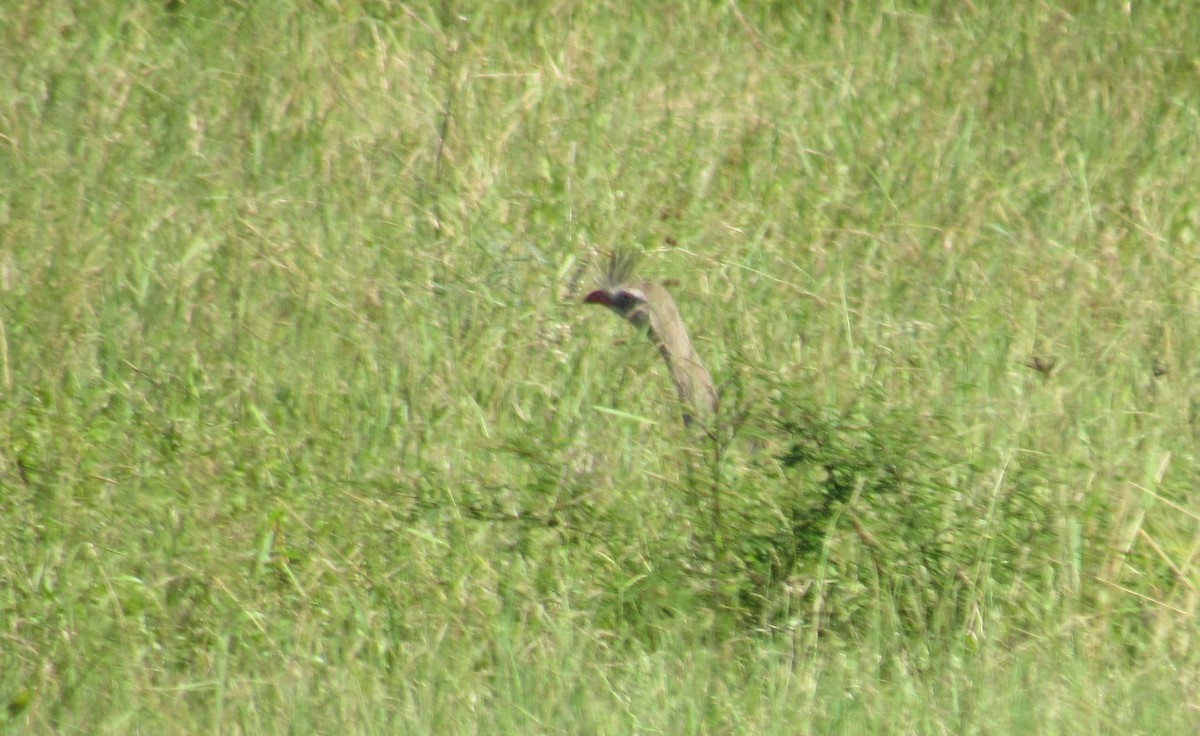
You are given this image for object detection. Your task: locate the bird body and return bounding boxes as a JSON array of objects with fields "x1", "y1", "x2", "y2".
[{"x1": 584, "y1": 255, "x2": 717, "y2": 427}]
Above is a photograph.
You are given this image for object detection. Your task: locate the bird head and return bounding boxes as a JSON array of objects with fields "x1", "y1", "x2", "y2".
[
  {"x1": 584, "y1": 285, "x2": 650, "y2": 326},
  {"x1": 582, "y1": 250, "x2": 651, "y2": 327}
]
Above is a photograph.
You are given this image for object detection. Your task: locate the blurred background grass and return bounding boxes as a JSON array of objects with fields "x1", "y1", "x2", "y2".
[{"x1": 2, "y1": 1, "x2": 1199, "y2": 733}]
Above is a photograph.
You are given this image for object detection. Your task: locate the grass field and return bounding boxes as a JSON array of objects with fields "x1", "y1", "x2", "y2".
[{"x1": 3, "y1": 1, "x2": 1199, "y2": 733}]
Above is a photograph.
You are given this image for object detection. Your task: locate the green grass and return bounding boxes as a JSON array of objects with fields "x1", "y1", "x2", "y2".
[{"x1": 3, "y1": 1, "x2": 1199, "y2": 733}]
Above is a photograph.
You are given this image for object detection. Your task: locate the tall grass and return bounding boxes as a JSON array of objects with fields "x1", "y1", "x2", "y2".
[{"x1": 2, "y1": 1, "x2": 1198, "y2": 733}]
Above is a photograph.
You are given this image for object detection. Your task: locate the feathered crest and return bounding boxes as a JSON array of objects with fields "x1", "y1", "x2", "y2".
[
  {"x1": 565, "y1": 247, "x2": 642, "y2": 302},
  {"x1": 601, "y1": 248, "x2": 640, "y2": 291}
]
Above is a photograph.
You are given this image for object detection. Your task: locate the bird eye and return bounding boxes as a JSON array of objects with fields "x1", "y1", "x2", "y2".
[{"x1": 612, "y1": 291, "x2": 643, "y2": 310}]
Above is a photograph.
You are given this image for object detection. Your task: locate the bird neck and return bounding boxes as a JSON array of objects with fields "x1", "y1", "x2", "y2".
[{"x1": 633, "y1": 282, "x2": 717, "y2": 425}]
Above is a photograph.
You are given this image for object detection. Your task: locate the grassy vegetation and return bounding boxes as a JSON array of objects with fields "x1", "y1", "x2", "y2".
[{"x1": 2, "y1": 1, "x2": 1199, "y2": 732}]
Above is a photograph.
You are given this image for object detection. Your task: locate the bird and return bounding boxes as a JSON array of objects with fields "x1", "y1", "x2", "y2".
[{"x1": 583, "y1": 251, "x2": 718, "y2": 427}]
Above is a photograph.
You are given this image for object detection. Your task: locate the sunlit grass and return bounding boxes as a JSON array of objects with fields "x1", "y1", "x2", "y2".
[{"x1": 2, "y1": 1, "x2": 1198, "y2": 733}]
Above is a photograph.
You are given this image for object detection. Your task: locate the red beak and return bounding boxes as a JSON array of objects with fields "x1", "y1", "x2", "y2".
[{"x1": 584, "y1": 290, "x2": 611, "y2": 305}]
